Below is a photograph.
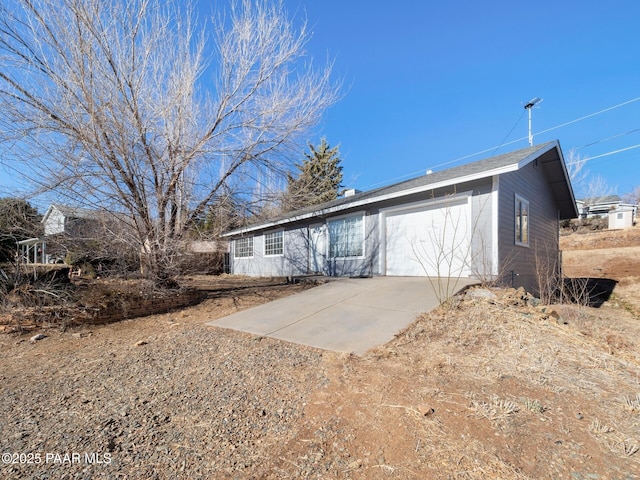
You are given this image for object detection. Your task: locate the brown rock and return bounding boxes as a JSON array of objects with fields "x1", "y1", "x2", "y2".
[{"x1": 417, "y1": 405, "x2": 435, "y2": 416}]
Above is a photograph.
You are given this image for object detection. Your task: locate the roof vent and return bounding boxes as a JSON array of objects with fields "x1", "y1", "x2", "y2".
[
  {"x1": 343, "y1": 188, "x2": 361, "y2": 197},
  {"x1": 425, "y1": 169, "x2": 433, "y2": 175}
]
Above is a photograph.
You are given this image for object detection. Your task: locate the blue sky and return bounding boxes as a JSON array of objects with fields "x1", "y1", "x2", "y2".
[
  {"x1": 286, "y1": 0, "x2": 640, "y2": 196},
  {"x1": 1, "y1": 1, "x2": 638, "y2": 204}
]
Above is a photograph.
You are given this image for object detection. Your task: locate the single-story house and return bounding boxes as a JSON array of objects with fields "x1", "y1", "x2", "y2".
[
  {"x1": 576, "y1": 195, "x2": 623, "y2": 218},
  {"x1": 223, "y1": 141, "x2": 578, "y2": 294}
]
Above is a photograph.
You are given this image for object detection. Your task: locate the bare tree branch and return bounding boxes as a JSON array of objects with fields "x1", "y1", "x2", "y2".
[{"x1": 0, "y1": 0, "x2": 339, "y2": 277}]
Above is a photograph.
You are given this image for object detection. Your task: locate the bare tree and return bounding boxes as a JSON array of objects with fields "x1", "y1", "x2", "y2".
[
  {"x1": 0, "y1": 0, "x2": 339, "y2": 278},
  {"x1": 624, "y1": 185, "x2": 640, "y2": 205},
  {"x1": 566, "y1": 148, "x2": 615, "y2": 203}
]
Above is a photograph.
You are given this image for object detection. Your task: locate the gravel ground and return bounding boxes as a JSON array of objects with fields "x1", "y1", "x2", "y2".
[
  {"x1": 2, "y1": 268, "x2": 640, "y2": 479},
  {"x1": 0, "y1": 290, "x2": 327, "y2": 480}
]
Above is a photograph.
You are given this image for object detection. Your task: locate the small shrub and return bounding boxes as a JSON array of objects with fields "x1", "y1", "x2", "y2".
[{"x1": 523, "y1": 398, "x2": 546, "y2": 414}]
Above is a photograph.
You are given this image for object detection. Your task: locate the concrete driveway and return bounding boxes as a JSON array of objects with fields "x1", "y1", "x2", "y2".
[{"x1": 208, "y1": 276, "x2": 477, "y2": 355}]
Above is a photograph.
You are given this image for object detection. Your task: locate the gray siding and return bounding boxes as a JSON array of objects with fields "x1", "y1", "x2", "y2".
[
  {"x1": 498, "y1": 161, "x2": 560, "y2": 294},
  {"x1": 231, "y1": 212, "x2": 380, "y2": 277},
  {"x1": 229, "y1": 178, "x2": 497, "y2": 279},
  {"x1": 231, "y1": 227, "x2": 309, "y2": 277},
  {"x1": 327, "y1": 212, "x2": 379, "y2": 277}
]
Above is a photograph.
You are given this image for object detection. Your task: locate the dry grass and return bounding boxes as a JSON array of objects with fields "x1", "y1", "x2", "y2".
[
  {"x1": 4, "y1": 228, "x2": 640, "y2": 479},
  {"x1": 334, "y1": 284, "x2": 640, "y2": 478}
]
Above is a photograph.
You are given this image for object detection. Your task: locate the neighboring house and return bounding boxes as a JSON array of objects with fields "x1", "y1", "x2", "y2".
[
  {"x1": 17, "y1": 204, "x2": 104, "y2": 264},
  {"x1": 42, "y1": 204, "x2": 101, "y2": 237},
  {"x1": 223, "y1": 141, "x2": 578, "y2": 294},
  {"x1": 575, "y1": 196, "x2": 637, "y2": 229}
]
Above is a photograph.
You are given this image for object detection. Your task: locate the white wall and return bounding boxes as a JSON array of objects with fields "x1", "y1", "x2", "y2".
[
  {"x1": 43, "y1": 208, "x2": 65, "y2": 235},
  {"x1": 608, "y1": 209, "x2": 634, "y2": 229}
]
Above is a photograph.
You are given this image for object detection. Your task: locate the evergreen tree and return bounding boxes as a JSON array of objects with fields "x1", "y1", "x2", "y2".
[{"x1": 284, "y1": 139, "x2": 344, "y2": 211}]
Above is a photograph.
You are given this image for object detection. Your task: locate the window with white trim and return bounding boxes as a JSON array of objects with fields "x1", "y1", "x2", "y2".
[
  {"x1": 328, "y1": 214, "x2": 364, "y2": 258},
  {"x1": 264, "y1": 231, "x2": 283, "y2": 256},
  {"x1": 515, "y1": 194, "x2": 529, "y2": 246},
  {"x1": 234, "y1": 236, "x2": 254, "y2": 258}
]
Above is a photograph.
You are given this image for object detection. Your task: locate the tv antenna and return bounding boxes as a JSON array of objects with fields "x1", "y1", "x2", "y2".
[{"x1": 524, "y1": 97, "x2": 542, "y2": 146}]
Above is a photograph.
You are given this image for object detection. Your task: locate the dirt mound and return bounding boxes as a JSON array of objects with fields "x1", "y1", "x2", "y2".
[{"x1": 264, "y1": 286, "x2": 639, "y2": 479}]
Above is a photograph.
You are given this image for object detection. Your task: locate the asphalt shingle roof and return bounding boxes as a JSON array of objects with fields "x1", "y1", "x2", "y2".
[{"x1": 225, "y1": 141, "x2": 573, "y2": 236}]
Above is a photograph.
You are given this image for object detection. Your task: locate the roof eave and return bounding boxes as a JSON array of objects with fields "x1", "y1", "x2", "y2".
[
  {"x1": 223, "y1": 161, "x2": 527, "y2": 237},
  {"x1": 552, "y1": 142, "x2": 579, "y2": 219},
  {"x1": 223, "y1": 141, "x2": 575, "y2": 237}
]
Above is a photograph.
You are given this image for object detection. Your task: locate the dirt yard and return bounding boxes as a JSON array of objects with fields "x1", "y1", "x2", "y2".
[
  {"x1": 1, "y1": 230, "x2": 640, "y2": 479},
  {"x1": 561, "y1": 227, "x2": 640, "y2": 281}
]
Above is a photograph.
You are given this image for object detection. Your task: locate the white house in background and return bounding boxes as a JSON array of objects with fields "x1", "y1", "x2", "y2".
[
  {"x1": 41, "y1": 204, "x2": 100, "y2": 236},
  {"x1": 18, "y1": 204, "x2": 102, "y2": 264},
  {"x1": 575, "y1": 196, "x2": 637, "y2": 229},
  {"x1": 223, "y1": 141, "x2": 578, "y2": 294}
]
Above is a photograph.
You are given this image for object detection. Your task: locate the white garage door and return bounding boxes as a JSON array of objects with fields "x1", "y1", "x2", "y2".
[{"x1": 385, "y1": 199, "x2": 470, "y2": 277}]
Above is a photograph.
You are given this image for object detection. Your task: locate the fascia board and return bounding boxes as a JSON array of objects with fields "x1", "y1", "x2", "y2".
[
  {"x1": 41, "y1": 205, "x2": 55, "y2": 224},
  {"x1": 516, "y1": 141, "x2": 558, "y2": 169}
]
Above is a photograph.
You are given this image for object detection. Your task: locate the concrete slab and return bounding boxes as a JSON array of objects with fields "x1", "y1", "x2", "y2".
[{"x1": 207, "y1": 276, "x2": 477, "y2": 355}]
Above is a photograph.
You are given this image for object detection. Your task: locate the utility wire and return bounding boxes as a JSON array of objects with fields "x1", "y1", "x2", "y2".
[
  {"x1": 577, "y1": 128, "x2": 640, "y2": 150},
  {"x1": 365, "y1": 95, "x2": 640, "y2": 190},
  {"x1": 566, "y1": 143, "x2": 640, "y2": 165},
  {"x1": 490, "y1": 109, "x2": 527, "y2": 157},
  {"x1": 537, "y1": 96, "x2": 640, "y2": 136}
]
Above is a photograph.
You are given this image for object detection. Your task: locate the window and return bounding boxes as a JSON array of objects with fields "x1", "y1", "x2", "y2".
[
  {"x1": 264, "y1": 231, "x2": 283, "y2": 256},
  {"x1": 329, "y1": 214, "x2": 364, "y2": 258},
  {"x1": 515, "y1": 195, "x2": 529, "y2": 246},
  {"x1": 617, "y1": 212, "x2": 624, "y2": 220},
  {"x1": 234, "y1": 236, "x2": 253, "y2": 258}
]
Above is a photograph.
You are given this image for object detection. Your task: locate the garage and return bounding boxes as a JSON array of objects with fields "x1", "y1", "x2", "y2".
[{"x1": 384, "y1": 197, "x2": 471, "y2": 277}]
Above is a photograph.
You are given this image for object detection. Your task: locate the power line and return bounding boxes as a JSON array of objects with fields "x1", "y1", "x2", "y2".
[
  {"x1": 537, "y1": 96, "x2": 640, "y2": 136},
  {"x1": 435, "y1": 96, "x2": 640, "y2": 171},
  {"x1": 577, "y1": 128, "x2": 640, "y2": 150},
  {"x1": 491, "y1": 109, "x2": 527, "y2": 157},
  {"x1": 365, "y1": 95, "x2": 640, "y2": 190},
  {"x1": 566, "y1": 143, "x2": 640, "y2": 165}
]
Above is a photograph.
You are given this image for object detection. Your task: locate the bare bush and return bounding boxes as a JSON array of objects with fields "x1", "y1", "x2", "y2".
[
  {"x1": 560, "y1": 277, "x2": 593, "y2": 306},
  {"x1": 534, "y1": 240, "x2": 562, "y2": 304}
]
